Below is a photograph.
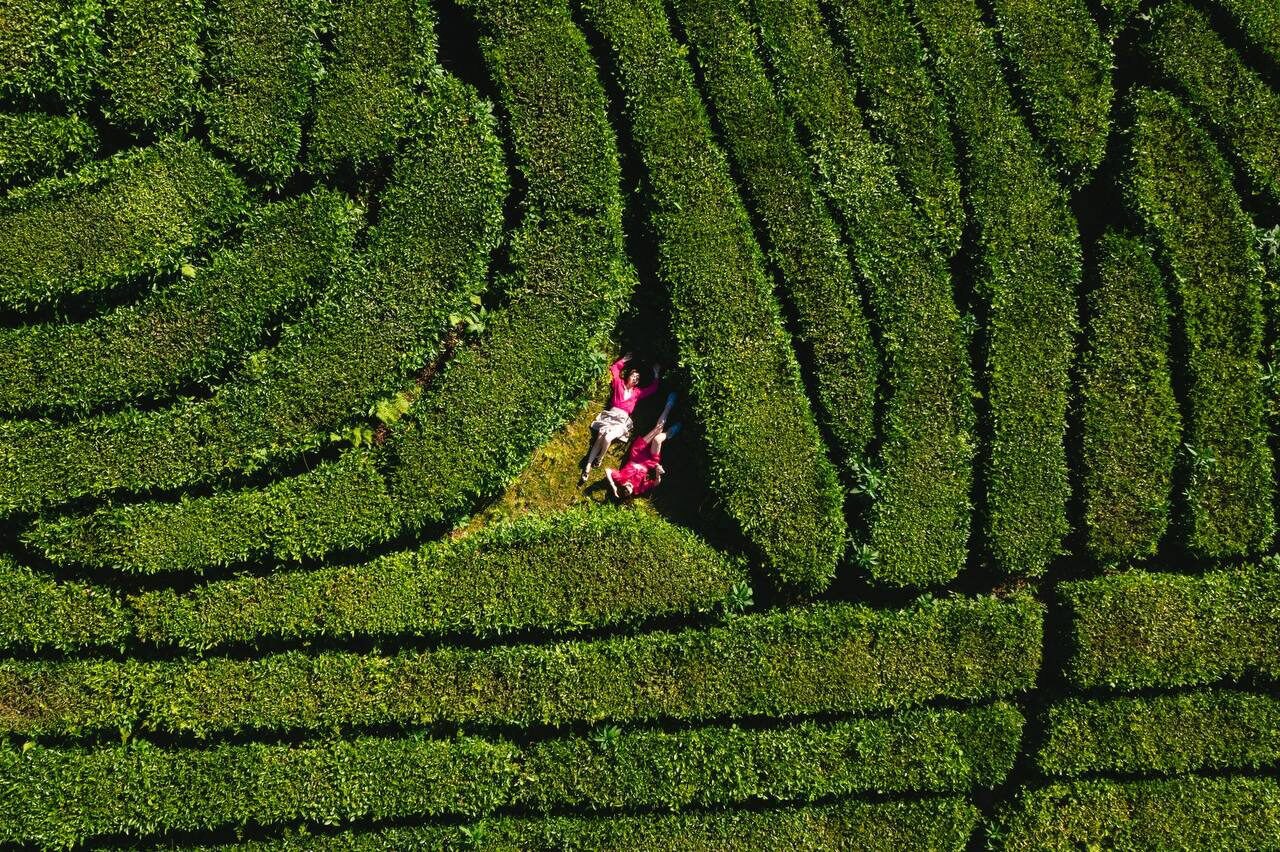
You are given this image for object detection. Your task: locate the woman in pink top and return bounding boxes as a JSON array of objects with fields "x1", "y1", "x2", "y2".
[
  {"x1": 580, "y1": 354, "x2": 661, "y2": 483},
  {"x1": 606, "y1": 397, "x2": 681, "y2": 501}
]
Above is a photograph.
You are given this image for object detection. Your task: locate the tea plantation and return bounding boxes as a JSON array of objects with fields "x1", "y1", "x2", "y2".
[{"x1": 1, "y1": 0, "x2": 1278, "y2": 847}]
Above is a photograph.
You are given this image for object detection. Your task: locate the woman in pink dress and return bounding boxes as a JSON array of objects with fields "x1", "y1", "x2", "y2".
[
  {"x1": 580, "y1": 354, "x2": 661, "y2": 483},
  {"x1": 605, "y1": 395, "x2": 681, "y2": 501}
]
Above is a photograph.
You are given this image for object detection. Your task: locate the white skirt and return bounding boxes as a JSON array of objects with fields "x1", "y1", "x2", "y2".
[{"x1": 590, "y1": 407, "x2": 633, "y2": 443}]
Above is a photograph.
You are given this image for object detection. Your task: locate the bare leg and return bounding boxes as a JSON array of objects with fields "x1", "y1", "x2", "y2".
[
  {"x1": 649, "y1": 432, "x2": 668, "y2": 456},
  {"x1": 585, "y1": 432, "x2": 610, "y2": 471}
]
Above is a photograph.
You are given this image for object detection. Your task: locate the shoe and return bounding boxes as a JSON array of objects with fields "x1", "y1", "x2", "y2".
[
  {"x1": 665, "y1": 421, "x2": 682, "y2": 439},
  {"x1": 579, "y1": 466, "x2": 590, "y2": 485}
]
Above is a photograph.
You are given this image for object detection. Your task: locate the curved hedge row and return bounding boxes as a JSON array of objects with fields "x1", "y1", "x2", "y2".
[
  {"x1": 308, "y1": 0, "x2": 436, "y2": 170},
  {"x1": 19, "y1": 0, "x2": 626, "y2": 568},
  {"x1": 0, "y1": 595, "x2": 1042, "y2": 737},
  {"x1": 1127, "y1": 88, "x2": 1274, "y2": 557},
  {"x1": 27, "y1": 449, "x2": 400, "y2": 572},
  {"x1": 1147, "y1": 2, "x2": 1280, "y2": 206},
  {"x1": 753, "y1": 0, "x2": 975, "y2": 587},
  {"x1": 0, "y1": 509, "x2": 744, "y2": 650},
  {"x1": 0, "y1": 110, "x2": 95, "y2": 187},
  {"x1": 0, "y1": 0, "x2": 101, "y2": 103},
  {"x1": 994, "y1": 776, "x2": 1280, "y2": 851},
  {"x1": 2, "y1": 77, "x2": 506, "y2": 517},
  {"x1": 914, "y1": 0, "x2": 1081, "y2": 576},
  {"x1": 0, "y1": 189, "x2": 358, "y2": 415},
  {"x1": 823, "y1": 0, "x2": 964, "y2": 257},
  {"x1": 1079, "y1": 232, "x2": 1180, "y2": 564},
  {"x1": 1039, "y1": 689, "x2": 1280, "y2": 776},
  {"x1": 389, "y1": 0, "x2": 632, "y2": 531},
  {"x1": 670, "y1": 0, "x2": 878, "y2": 477},
  {"x1": 1061, "y1": 566, "x2": 1280, "y2": 690},
  {"x1": 1211, "y1": 0, "x2": 1280, "y2": 66},
  {"x1": 100, "y1": 0, "x2": 203, "y2": 127},
  {"x1": 0, "y1": 137, "x2": 247, "y2": 310},
  {"x1": 989, "y1": 0, "x2": 1113, "y2": 185},
  {"x1": 577, "y1": 0, "x2": 845, "y2": 596},
  {"x1": 1, "y1": 709, "x2": 1012, "y2": 847},
  {"x1": 203, "y1": 0, "x2": 321, "y2": 181},
  {"x1": 204, "y1": 798, "x2": 980, "y2": 851}
]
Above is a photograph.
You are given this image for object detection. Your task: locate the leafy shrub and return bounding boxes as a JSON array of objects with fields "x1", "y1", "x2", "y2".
[
  {"x1": 0, "y1": 0, "x2": 102, "y2": 102},
  {"x1": 203, "y1": 0, "x2": 322, "y2": 181},
  {"x1": 1147, "y1": 1, "x2": 1280, "y2": 206},
  {"x1": 1039, "y1": 690, "x2": 1280, "y2": 776},
  {"x1": 309, "y1": 0, "x2": 436, "y2": 169},
  {"x1": 1079, "y1": 232, "x2": 1180, "y2": 563},
  {"x1": 210, "y1": 798, "x2": 980, "y2": 851},
  {"x1": 0, "y1": 110, "x2": 95, "y2": 187},
  {"x1": 989, "y1": 0, "x2": 1113, "y2": 185},
  {"x1": 0, "y1": 509, "x2": 744, "y2": 650},
  {"x1": 0, "y1": 595, "x2": 1042, "y2": 736},
  {"x1": 100, "y1": 0, "x2": 203, "y2": 127},
  {"x1": 0, "y1": 712, "x2": 1006, "y2": 848},
  {"x1": 0, "y1": 189, "x2": 358, "y2": 415},
  {"x1": 670, "y1": 0, "x2": 878, "y2": 478},
  {"x1": 822, "y1": 0, "x2": 965, "y2": 257},
  {"x1": 1, "y1": 78, "x2": 506, "y2": 516},
  {"x1": 914, "y1": 0, "x2": 1080, "y2": 575},
  {"x1": 0, "y1": 137, "x2": 247, "y2": 310},
  {"x1": 577, "y1": 0, "x2": 846, "y2": 595},
  {"x1": 1127, "y1": 88, "x2": 1274, "y2": 556},
  {"x1": 754, "y1": 0, "x2": 975, "y2": 587},
  {"x1": 993, "y1": 776, "x2": 1280, "y2": 850},
  {"x1": 1061, "y1": 566, "x2": 1280, "y2": 689}
]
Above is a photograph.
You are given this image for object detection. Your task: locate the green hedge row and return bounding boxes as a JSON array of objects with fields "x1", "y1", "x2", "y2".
[
  {"x1": 519, "y1": 704, "x2": 1024, "y2": 812},
  {"x1": 1148, "y1": 2, "x2": 1280, "y2": 206},
  {"x1": 388, "y1": 0, "x2": 632, "y2": 530},
  {"x1": 0, "y1": 189, "x2": 358, "y2": 415},
  {"x1": 669, "y1": 0, "x2": 877, "y2": 477},
  {"x1": 198, "y1": 798, "x2": 980, "y2": 851},
  {"x1": 1211, "y1": 0, "x2": 1280, "y2": 66},
  {"x1": 0, "y1": 509, "x2": 743, "y2": 650},
  {"x1": 100, "y1": 0, "x2": 203, "y2": 127},
  {"x1": 0, "y1": 110, "x2": 95, "y2": 187},
  {"x1": 0, "y1": 137, "x2": 246, "y2": 310},
  {"x1": 989, "y1": 0, "x2": 1113, "y2": 185},
  {"x1": 822, "y1": 0, "x2": 964, "y2": 257},
  {"x1": 1, "y1": 709, "x2": 1011, "y2": 847},
  {"x1": 4, "y1": 77, "x2": 506, "y2": 519},
  {"x1": 754, "y1": 0, "x2": 975, "y2": 587},
  {"x1": 1061, "y1": 566, "x2": 1280, "y2": 689},
  {"x1": 203, "y1": 0, "x2": 321, "y2": 182},
  {"x1": 0, "y1": 735, "x2": 519, "y2": 849},
  {"x1": 1127, "y1": 87, "x2": 1274, "y2": 556},
  {"x1": 309, "y1": 0, "x2": 435, "y2": 170},
  {"x1": 1079, "y1": 232, "x2": 1180, "y2": 564},
  {"x1": 914, "y1": 0, "x2": 1080, "y2": 576},
  {"x1": 577, "y1": 0, "x2": 845, "y2": 596},
  {"x1": 28, "y1": 449, "x2": 399, "y2": 572},
  {"x1": 993, "y1": 776, "x2": 1280, "y2": 851},
  {"x1": 0, "y1": 595, "x2": 1042, "y2": 736},
  {"x1": 1039, "y1": 689, "x2": 1280, "y2": 776},
  {"x1": 0, "y1": 0, "x2": 101, "y2": 103}
]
